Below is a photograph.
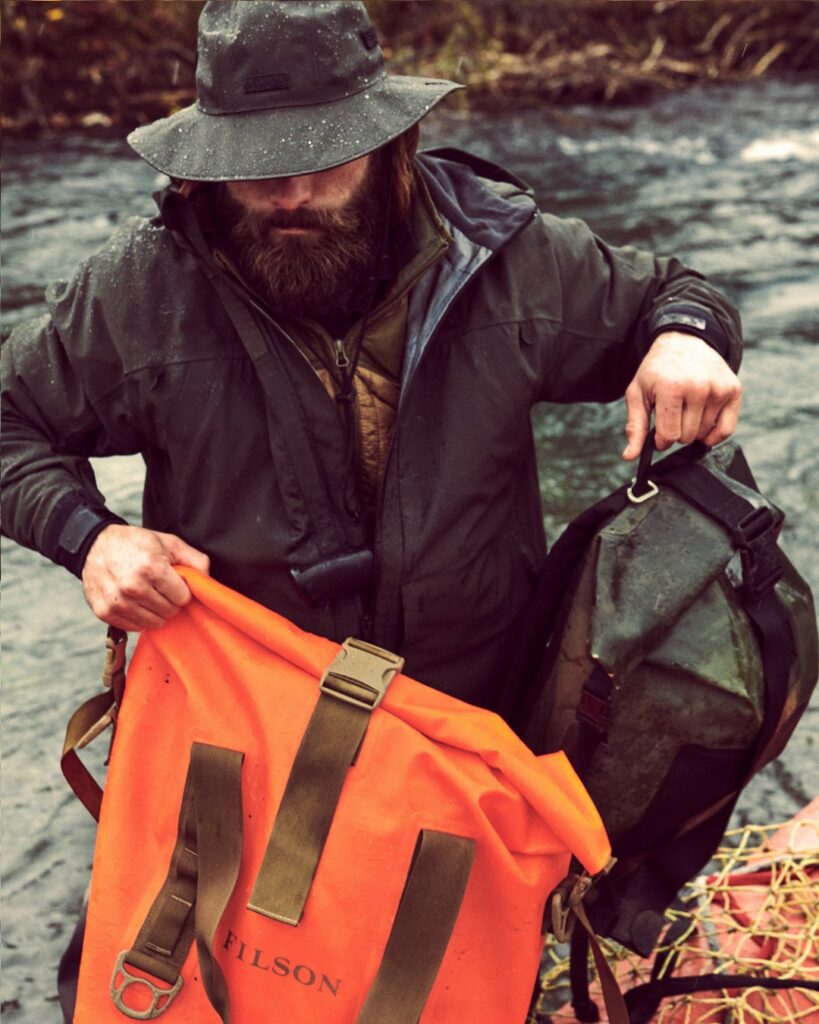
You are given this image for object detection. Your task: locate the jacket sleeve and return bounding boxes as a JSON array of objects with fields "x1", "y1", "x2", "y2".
[
  {"x1": 532, "y1": 213, "x2": 743, "y2": 404},
  {"x1": 1, "y1": 306, "x2": 135, "y2": 577}
]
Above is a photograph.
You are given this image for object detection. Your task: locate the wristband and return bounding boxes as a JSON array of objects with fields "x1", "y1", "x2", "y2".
[
  {"x1": 46, "y1": 495, "x2": 128, "y2": 578},
  {"x1": 647, "y1": 303, "x2": 730, "y2": 360}
]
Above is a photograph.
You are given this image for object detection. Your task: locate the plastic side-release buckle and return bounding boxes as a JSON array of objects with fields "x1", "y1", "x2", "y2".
[
  {"x1": 732, "y1": 506, "x2": 783, "y2": 601},
  {"x1": 320, "y1": 637, "x2": 404, "y2": 710},
  {"x1": 103, "y1": 627, "x2": 128, "y2": 689},
  {"x1": 110, "y1": 951, "x2": 183, "y2": 1020}
]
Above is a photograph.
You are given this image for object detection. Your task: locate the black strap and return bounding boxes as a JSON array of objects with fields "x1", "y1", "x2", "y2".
[
  {"x1": 570, "y1": 662, "x2": 615, "y2": 777},
  {"x1": 569, "y1": 927, "x2": 600, "y2": 1023},
  {"x1": 625, "y1": 972, "x2": 819, "y2": 1023},
  {"x1": 659, "y1": 461, "x2": 795, "y2": 780},
  {"x1": 498, "y1": 484, "x2": 630, "y2": 730}
]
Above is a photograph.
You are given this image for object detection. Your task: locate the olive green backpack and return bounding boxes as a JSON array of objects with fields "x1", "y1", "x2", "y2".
[{"x1": 501, "y1": 437, "x2": 817, "y2": 1001}]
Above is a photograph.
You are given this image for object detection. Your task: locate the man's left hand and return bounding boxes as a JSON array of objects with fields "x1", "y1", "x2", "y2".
[{"x1": 623, "y1": 331, "x2": 742, "y2": 460}]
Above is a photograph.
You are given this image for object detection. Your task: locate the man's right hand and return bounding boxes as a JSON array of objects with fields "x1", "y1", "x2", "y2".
[{"x1": 81, "y1": 524, "x2": 210, "y2": 631}]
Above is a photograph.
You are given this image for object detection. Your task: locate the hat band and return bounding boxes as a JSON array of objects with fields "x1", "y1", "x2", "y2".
[{"x1": 198, "y1": 66, "x2": 390, "y2": 116}]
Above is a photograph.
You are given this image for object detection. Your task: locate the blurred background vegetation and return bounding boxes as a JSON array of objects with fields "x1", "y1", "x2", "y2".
[{"x1": 2, "y1": 0, "x2": 817, "y2": 131}]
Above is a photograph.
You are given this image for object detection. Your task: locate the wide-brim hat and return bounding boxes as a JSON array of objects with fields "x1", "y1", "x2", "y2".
[{"x1": 128, "y1": 1, "x2": 462, "y2": 181}]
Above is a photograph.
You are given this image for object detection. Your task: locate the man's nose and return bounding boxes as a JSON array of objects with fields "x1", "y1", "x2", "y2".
[{"x1": 267, "y1": 174, "x2": 314, "y2": 210}]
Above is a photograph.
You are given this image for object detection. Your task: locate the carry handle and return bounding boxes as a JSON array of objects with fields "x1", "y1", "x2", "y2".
[{"x1": 61, "y1": 626, "x2": 129, "y2": 820}]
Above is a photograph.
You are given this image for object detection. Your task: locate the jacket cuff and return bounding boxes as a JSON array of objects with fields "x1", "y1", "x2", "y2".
[
  {"x1": 42, "y1": 492, "x2": 128, "y2": 578},
  {"x1": 647, "y1": 303, "x2": 731, "y2": 360}
]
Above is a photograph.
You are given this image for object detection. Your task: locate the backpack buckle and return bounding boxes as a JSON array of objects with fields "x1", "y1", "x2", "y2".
[
  {"x1": 110, "y1": 951, "x2": 183, "y2": 1019},
  {"x1": 320, "y1": 638, "x2": 404, "y2": 710},
  {"x1": 732, "y1": 506, "x2": 783, "y2": 602}
]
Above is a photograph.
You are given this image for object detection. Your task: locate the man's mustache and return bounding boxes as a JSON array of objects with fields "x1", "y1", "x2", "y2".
[{"x1": 247, "y1": 206, "x2": 353, "y2": 234}]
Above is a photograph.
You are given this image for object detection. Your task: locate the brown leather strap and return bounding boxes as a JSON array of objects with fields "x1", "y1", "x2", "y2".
[
  {"x1": 356, "y1": 830, "x2": 476, "y2": 1024},
  {"x1": 62, "y1": 626, "x2": 128, "y2": 820},
  {"x1": 61, "y1": 689, "x2": 116, "y2": 820}
]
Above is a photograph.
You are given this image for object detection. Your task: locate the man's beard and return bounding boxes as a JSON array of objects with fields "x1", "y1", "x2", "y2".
[{"x1": 211, "y1": 157, "x2": 388, "y2": 324}]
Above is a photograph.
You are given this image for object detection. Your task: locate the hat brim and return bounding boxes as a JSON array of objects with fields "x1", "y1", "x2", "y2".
[{"x1": 128, "y1": 75, "x2": 462, "y2": 181}]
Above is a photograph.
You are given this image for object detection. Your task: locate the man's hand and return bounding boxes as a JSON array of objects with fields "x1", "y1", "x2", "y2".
[
  {"x1": 82, "y1": 524, "x2": 210, "y2": 630},
  {"x1": 623, "y1": 331, "x2": 742, "y2": 460}
]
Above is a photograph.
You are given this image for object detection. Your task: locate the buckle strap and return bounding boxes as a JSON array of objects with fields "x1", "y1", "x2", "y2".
[
  {"x1": 660, "y1": 461, "x2": 784, "y2": 602},
  {"x1": 248, "y1": 638, "x2": 403, "y2": 925},
  {"x1": 321, "y1": 637, "x2": 404, "y2": 709}
]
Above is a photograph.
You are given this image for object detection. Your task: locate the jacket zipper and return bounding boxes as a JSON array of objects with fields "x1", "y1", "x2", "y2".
[
  {"x1": 370, "y1": 207, "x2": 539, "y2": 638},
  {"x1": 334, "y1": 339, "x2": 350, "y2": 369}
]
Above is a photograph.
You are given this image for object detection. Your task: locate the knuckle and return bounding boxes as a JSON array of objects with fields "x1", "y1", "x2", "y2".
[{"x1": 120, "y1": 576, "x2": 145, "y2": 599}]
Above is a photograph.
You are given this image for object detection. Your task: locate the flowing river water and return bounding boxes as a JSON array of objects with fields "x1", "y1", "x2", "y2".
[{"x1": 2, "y1": 79, "x2": 817, "y2": 1019}]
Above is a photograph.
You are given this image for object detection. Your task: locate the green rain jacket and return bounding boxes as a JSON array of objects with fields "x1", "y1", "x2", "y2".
[{"x1": 1, "y1": 149, "x2": 742, "y2": 707}]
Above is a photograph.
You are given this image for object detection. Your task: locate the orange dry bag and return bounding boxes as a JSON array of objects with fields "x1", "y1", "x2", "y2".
[{"x1": 71, "y1": 569, "x2": 611, "y2": 1023}]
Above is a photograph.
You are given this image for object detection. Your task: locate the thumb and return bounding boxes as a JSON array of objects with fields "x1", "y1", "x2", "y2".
[
  {"x1": 622, "y1": 384, "x2": 650, "y2": 461},
  {"x1": 162, "y1": 534, "x2": 211, "y2": 575}
]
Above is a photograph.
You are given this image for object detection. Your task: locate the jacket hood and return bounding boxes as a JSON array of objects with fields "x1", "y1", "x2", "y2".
[{"x1": 415, "y1": 147, "x2": 537, "y2": 253}]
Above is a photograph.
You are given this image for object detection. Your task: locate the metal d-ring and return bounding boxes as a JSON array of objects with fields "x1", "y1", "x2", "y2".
[
  {"x1": 628, "y1": 427, "x2": 659, "y2": 503},
  {"x1": 110, "y1": 951, "x2": 183, "y2": 1020},
  {"x1": 627, "y1": 477, "x2": 659, "y2": 504}
]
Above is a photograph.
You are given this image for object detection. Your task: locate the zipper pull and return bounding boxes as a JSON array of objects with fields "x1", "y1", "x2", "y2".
[{"x1": 334, "y1": 338, "x2": 350, "y2": 369}]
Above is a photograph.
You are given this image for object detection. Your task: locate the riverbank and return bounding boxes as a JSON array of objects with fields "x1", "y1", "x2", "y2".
[{"x1": 2, "y1": 0, "x2": 817, "y2": 132}]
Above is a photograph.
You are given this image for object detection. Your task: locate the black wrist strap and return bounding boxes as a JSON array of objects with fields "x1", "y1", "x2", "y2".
[{"x1": 55, "y1": 503, "x2": 127, "y2": 578}]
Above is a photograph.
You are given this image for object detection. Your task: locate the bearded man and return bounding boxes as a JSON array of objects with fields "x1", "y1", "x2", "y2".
[{"x1": 1, "y1": 0, "x2": 742, "y2": 710}]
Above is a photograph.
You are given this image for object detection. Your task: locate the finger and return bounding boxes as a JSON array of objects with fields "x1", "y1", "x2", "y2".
[
  {"x1": 150, "y1": 561, "x2": 193, "y2": 609},
  {"x1": 130, "y1": 584, "x2": 184, "y2": 619},
  {"x1": 679, "y1": 384, "x2": 709, "y2": 445},
  {"x1": 88, "y1": 593, "x2": 167, "y2": 632},
  {"x1": 702, "y1": 390, "x2": 742, "y2": 447},
  {"x1": 622, "y1": 382, "x2": 650, "y2": 461},
  {"x1": 163, "y1": 534, "x2": 211, "y2": 575},
  {"x1": 105, "y1": 610, "x2": 162, "y2": 632},
  {"x1": 652, "y1": 388, "x2": 684, "y2": 451}
]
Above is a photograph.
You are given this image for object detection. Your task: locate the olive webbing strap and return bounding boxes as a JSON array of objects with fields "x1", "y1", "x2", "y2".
[
  {"x1": 112, "y1": 742, "x2": 244, "y2": 1023},
  {"x1": 248, "y1": 639, "x2": 403, "y2": 926},
  {"x1": 190, "y1": 742, "x2": 245, "y2": 1023},
  {"x1": 247, "y1": 692, "x2": 372, "y2": 925},
  {"x1": 356, "y1": 830, "x2": 476, "y2": 1024}
]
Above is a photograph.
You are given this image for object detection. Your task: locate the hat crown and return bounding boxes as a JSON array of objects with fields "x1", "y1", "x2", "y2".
[{"x1": 197, "y1": 1, "x2": 385, "y2": 115}]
